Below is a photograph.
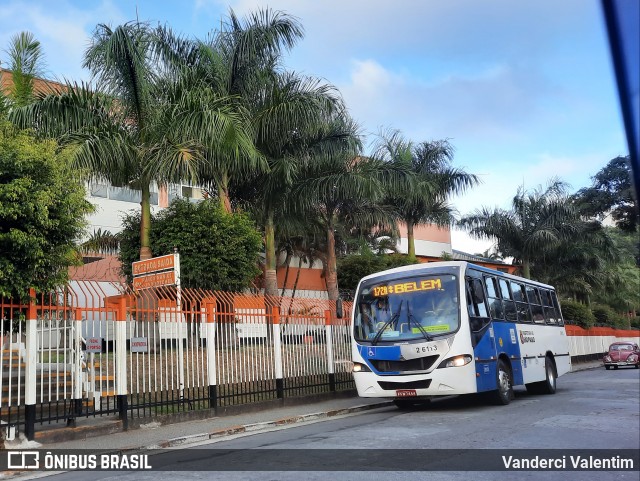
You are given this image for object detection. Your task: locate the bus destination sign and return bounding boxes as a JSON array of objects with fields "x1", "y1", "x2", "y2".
[{"x1": 373, "y1": 278, "x2": 442, "y2": 297}]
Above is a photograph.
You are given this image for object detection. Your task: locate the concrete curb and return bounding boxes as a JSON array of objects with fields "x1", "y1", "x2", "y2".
[
  {"x1": 571, "y1": 361, "x2": 603, "y2": 372},
  {"x1": 153, "y1": 401, "x2": 393, "y2": 449}
]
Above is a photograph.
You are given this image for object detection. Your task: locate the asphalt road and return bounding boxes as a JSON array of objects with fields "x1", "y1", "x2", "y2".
[{"x1": 16, "y1": 366, "x2": 640, "y2": 481}]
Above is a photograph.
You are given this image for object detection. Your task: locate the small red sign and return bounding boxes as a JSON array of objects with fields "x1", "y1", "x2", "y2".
[
  {"x1": 86, "y1": 337, "x2": 103, "y2": 353},
  {"x1": 396, "y1": 389, "x2": 417, "y2": 397}
]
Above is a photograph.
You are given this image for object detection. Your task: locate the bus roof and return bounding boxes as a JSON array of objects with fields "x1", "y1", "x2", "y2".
[{"x1": 357, "y1": 260, "x2": 556, "y2": 290}]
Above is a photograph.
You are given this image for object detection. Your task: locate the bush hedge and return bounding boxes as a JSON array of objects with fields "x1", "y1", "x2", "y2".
[{"x1": 560, "y1": 299, "x2": 596, "y2": 328}]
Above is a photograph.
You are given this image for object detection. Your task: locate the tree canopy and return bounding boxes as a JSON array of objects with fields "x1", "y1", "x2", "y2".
[
  {"x1": 574, "y1": 156, "x2": 638, "y2": 233},
  {"x1": 460, "y1": 180, "x2": 580, "y2": 279},
  {"x1": 0, "y1": 122, "x2": 92, "y2": 298},
  {"x1": 118, "y1": 198, "x2": 262, "y2": 291}
]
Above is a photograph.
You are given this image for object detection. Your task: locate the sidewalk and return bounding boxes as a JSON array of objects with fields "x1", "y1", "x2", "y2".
[{"x1": 4, "y1": 360, "x2": 604, "y2": 454}]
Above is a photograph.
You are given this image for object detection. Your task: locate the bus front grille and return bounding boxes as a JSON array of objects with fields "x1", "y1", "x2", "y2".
[
  {"x1": 378, "y1": 379, "x2": 432, "y2": 390},
  {"x1": 370, "y1": 355, "x2": 439, "y2": 373}
]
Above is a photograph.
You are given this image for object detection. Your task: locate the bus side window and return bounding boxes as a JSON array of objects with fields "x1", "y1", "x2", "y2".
[
  {"x1": 527, "y1": 286, "x2": 545, "y2": 324},
  {"x1": 499, "y1": 278, "x2": 517, "y2": 321},
  {"x1": 511, "y1": 281, "x2": 532, "y2": 323},
  {"x1": 551, "y1": 291, "x2": 564, "y2": 326},
  {"x1": 541, "y1": 289, "x2": 558, "y2": 325},
  {"x1": 466, "y1": 277, "x2": 489, "y2": 321},
  {"x1": 484, "y1": 276, "x2": 505, "y2": 320}
]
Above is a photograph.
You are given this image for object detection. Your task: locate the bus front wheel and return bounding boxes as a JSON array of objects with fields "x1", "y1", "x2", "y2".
[{"x1": 491, "y1": 359, "x2": 513, "y2": 405}]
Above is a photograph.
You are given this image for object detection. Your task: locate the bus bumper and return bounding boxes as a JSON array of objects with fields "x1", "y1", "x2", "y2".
[{"x1": 353, "y1": 362, "x2": 478, "y2": 398}]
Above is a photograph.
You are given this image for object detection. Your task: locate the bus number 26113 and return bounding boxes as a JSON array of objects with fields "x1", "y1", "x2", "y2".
[{"x1": 416, "y1": 345, "x2": 438, "y2": 354}]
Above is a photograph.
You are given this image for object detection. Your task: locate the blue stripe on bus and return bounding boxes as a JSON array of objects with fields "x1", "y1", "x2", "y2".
[
  {"x1": 358, "y1": 344, "x2": 402, "y2": 360},
  {"x1": 357, "y1": 344, "x2": 403, "y2": 375},
  {"x1": 473, "y1": 321, "x2": 524, "y2": 392}
]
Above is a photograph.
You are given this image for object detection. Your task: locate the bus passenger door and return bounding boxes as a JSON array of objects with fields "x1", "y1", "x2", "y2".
[{"x1": 466, "y1": 278, "x2": 497, "y2": 392}]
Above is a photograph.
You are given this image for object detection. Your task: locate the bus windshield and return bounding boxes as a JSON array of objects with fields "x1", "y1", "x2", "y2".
[{"x1": 353, "y1": 274, "x2": 460, "y2": 343}]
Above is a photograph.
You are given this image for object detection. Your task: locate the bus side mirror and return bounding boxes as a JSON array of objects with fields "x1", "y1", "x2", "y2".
[{"x1": 336, "y1": 298, "x2": 344, "y2": 319}]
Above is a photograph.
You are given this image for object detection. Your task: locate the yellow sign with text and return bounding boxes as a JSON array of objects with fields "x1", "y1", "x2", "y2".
[
  {"x1": 373, "y1": 278, "x2": 442, "y2": 297},
  {"x1": 412, "y1": 324, "x2": 450, "y2": 333}
]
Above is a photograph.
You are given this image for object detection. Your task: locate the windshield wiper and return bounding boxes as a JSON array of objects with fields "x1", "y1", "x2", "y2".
[
  {"x1": 406, "y1": 304, "x2": 434, "y2": 342},
  {"x1": 371, "y1": 300, "x2": 404, "y2": 346}
]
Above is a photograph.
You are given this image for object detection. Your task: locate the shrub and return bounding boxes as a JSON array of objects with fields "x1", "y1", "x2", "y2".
[
  {"x1": 337, "y1": 253, "x2": 419, "y2": 291},
  {"x1": 119, "y1": 199, "x2": 262, "y2": 291},
  {"x1": 337, "y1": 253, "x2": 388, "y2": 291},
  {"x1": 560, "y1": 299, "x2": 595, "y2": 328},
  {"x1": 591, "y1": 304, "x2": 619, "y2": 327}
]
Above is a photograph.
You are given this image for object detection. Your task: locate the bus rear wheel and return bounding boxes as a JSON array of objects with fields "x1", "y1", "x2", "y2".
[
  {"x1": 491, "y1": 359, "x2": 513, "y2": 405},
  {"x1": 526, "y1": 355, "x2": 557, "y2": 395}
]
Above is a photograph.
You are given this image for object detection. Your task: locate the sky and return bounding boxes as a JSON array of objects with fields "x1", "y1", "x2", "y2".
[{"x1": 0, "y1": 0, "x2": 629, "y2": 255}]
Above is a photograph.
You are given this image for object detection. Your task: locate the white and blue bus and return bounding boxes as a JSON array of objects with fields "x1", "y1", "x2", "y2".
[{"x1": 351, "y1": 261, "x2": 571, "y2": 407}]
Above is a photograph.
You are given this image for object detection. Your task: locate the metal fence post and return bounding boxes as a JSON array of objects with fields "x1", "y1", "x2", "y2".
[
  {"x1": 69, "y1": 308, "x2": 84, "y2": 426},
  {"x1": 24, "y1": 290, "x2": 37, "y2": 440},
  {"x1": 325, "y1": 310, "x2": 336, "y2": 392},
  {"x1": 272, "y1": 307, "x2": 284, "y2": 398},
  {"x1": 116, "y1": 297, "x2": 128, "y2": 429},
  {"x1": 206, "y1": 301, "x2": 218, "y2": 408}
]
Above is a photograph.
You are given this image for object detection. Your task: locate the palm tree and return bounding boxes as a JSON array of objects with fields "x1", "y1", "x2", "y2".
[
  {"x1": 248, "y1": 73, "x2": 344, "y2": 296},
  {"x1": 459, "y1": 180, "x2": 580, "y2": 279},
  {"x1": 10, "y1": 22, "x2": 257, "y2": 260},
  {"x1": 291, "y1": 116, "x2": 412, "y2": 300},
  {"x1": 80, "y1": 228, "x2": 120, "y2": 255},
  {"x1": 534, "y1": 221, "x2": 619, "y2": 302},
  {"x1": 157, "y1": 9, "x2": 341, "y2": 296},
  {"x1": 474, "y1": 248, "x2": 503, "y2": 261},
  {"x1": 373, "y1": 130, "x2": 479, "y2": 260},
  {"x1": 1, "y1": 31, "x2": 49, "y2": 118}
]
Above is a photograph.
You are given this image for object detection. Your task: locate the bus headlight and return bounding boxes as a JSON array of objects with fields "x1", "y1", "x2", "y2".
[
  {"x1": 438, "y1": 354, "x2": 473, "y2": 368},
  {"x1": 352, "y1": 362, "x2": 372, "y2": 372}
]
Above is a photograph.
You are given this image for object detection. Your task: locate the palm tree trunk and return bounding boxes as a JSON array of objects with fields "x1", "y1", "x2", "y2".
[
  {"x1": 407, "y1": 219, "x2": 416, "y2": 260},
  {"x1": 325, "y1": 224, "x2": 339, "y2": 301},
  {"x1": 264, "y1": 213, "x2": 278, "y2": 296},
  {"x1": 280, "y1": 251, "x2": 292, "y2": 297},
  {"x1": 522, "y1": 260, "x2": 531, "y2": 279},
  {"x1": 139, "y1": 183, "x2": 152, "y2": 260},
  {"x1": 291, "y1": 256, "x2": 303, "y2": 300},
  {"x1": 218, "y1": 172, "x2": 232, "y2": 213}
]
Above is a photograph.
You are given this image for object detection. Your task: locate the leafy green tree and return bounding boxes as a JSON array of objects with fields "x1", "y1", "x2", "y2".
[
  {"x1": 374, "y1": 130, "x2": 478, "y2": 260},
  {"x1": 337, "y1": 250, "x2": 417, "y2": 292},
  {"x1": 574, "y1": 156, "x2": 638, "y2": 233},
  {"x1": 118, "y1": 199, "x2": 262, "y2": 291},
  {"x1": 10, "y1": 22, "x2": 257, "y2": 261},
  {"x1": 0, "y1": 122, "x2": 92, "y2": 298}
]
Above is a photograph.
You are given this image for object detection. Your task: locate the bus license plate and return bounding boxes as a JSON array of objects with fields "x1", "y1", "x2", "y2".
[{"x1": 396, "y1": 389, "x2": 417, "y2": 397}]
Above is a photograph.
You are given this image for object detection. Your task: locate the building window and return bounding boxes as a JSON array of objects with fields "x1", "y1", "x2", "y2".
[{"x1": 88, "y1": 182, "x2": 158, "y2": 205}]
